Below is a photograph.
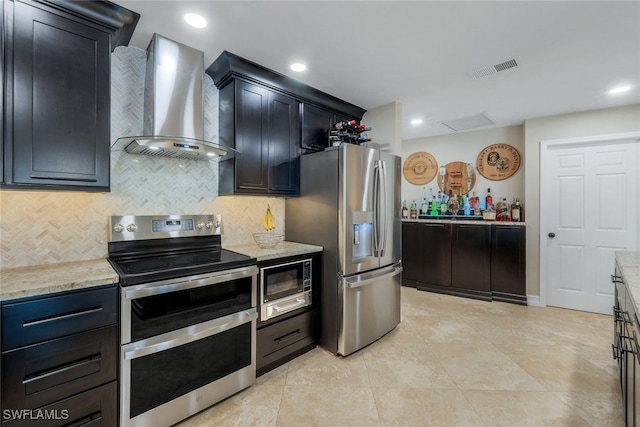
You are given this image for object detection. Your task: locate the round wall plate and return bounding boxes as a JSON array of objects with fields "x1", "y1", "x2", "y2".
[
  {"x1": 476, "y1": 144, "x2": 521, "y2": 181},
  {"x1": 403, "y1": 152, "x2": 438, "y2": 185}
]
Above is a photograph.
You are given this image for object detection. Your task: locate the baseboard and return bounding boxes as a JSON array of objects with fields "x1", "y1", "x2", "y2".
[{"x1": 527, "y1": 295, "x2": 542, "y2": 307}]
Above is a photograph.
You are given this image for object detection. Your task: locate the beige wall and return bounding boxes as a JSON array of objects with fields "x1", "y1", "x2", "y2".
[
  {"x1": 524, "y1": 104, "x2": 640, "y2": 298},
  {"x1": 362, "y1": 101, "x2": 403, "y2": 156},
  {"x1": 401, "y1": 125, "x2": 525, "y2": 204}
]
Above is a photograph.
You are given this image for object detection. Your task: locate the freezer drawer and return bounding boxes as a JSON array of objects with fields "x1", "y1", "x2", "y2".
[{"x1": 338, "y1": 263, "x2": 402, "y2": 356}]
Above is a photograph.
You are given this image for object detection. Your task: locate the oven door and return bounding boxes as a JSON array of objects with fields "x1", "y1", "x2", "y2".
[{"x1": 120, "y1": 266, "x2": 258, "y2": 427}]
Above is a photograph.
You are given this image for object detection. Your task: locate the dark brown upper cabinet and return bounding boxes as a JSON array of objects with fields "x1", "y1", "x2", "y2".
[
  {"x1": 207, "y1": 51, "x2": 365, "y2": 196},
  {"x1": 2, "y1": 0, "x2": 138, "y2": 191}
]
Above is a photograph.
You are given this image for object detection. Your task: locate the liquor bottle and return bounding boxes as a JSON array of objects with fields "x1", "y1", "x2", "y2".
[
  {"x1": 427, "y1": 188, "x2": 434, "y2": 211},
  {"x1": 447, "y1": 190, "x2": 460, "y2": 215},
  {"x1": 421, "y1": 198, "x2": 428, "y2": 215},
  {"x1": 409, "y1": 200, "x2": 418, "y2": 220},
  {"x1": 430, "y1": 196, "x2": 439, "y2": 216},
  {"x1": 463, "y1": 194, "x2": 471, "y2": 216},
  {"x1": 496, "y1": 197, "x2": 511, "y2": 221},
  {"x1": 440, "y1": 198, "x2": 447, "y2": 215},
  {"x1": 402, "y1": 200, "x2": 409, "y2": 219},
  {"x1": 469, "y1": 191, "x2": 478, "y2": 208},
  {"x1": 511, "y1": 198, "x2": 521, "y2": 222},
  {"x1": 485, "y1": 188, "x2": 493, "y2": 207},
  {"x1": 457, "y1": 189, "x2": 463, "y2": 207}
]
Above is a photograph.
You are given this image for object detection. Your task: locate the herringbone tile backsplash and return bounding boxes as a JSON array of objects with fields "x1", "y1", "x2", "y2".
[{"x1": 0, "y1": 46, "x2": 285, "y2": 269}]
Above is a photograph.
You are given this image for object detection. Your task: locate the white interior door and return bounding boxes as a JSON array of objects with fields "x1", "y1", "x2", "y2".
[{"x1": 541, "y1": 133, "x2": 640, "y2": 314}]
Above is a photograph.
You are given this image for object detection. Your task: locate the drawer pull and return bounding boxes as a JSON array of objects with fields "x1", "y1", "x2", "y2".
[
  {"x1": 276, "y1": 329, "x2": 302, "y2": 344},
  {"x1": 611, "y1": 274, "x2": 624, "y2": 284},
  {"x1": 22, "y1": 355, "x2": 102, "y2": 386},
  {"x1": 69, "y1": 411, "x2": 103, "y2": 427},
  {"x1": 30, "y1": 175, "x2": 98, "y2": 182},
  {"x1": 23, "y1": 307, "x2": 103, "y2": 327}
]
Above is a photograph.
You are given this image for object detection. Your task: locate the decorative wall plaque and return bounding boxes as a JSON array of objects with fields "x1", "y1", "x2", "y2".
[
  {"x1": 402, "y1": 152, "x2": 438, "y2": 185},
  {"x1": 436, "y1": 161, "x2": 476, "y2": 195},
  {"x1": 476, "y1": 144, "x2": 521, "y2": 181}
]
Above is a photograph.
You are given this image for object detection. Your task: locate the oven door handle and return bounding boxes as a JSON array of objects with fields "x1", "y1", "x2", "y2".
[
  {"x1": 123, "y1": 308, "x2": 257, "y2": 360},
  {"x1": 123, "y1": 265, "x2": 259, "y2": 299}
]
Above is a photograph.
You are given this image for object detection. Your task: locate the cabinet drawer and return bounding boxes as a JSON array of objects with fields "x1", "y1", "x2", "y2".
[
  {"x1": 257, "y1": 310, "x2": 315, "y2": 366},
  {"x1": 1, "y1": 381, "x2": 117, "y2": 427},
  {"x1": 2, "y1": 325, "x2": 117, "y2": 411},
  {"x1": 2, "y1": 285, "x2": 117, "y2": 350}
]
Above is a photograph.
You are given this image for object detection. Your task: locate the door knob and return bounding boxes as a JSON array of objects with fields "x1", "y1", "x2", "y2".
[{"x1": 548, "y1": 232, "x2": 556, "y2": 238}]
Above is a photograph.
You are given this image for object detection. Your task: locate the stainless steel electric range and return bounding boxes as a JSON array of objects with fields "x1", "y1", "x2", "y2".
[{"x1": 107, "y1": 215, "x2": 258, "y2": 427}]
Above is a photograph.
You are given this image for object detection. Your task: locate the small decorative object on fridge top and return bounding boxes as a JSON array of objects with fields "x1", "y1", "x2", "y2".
[{"x1": 328, "y1": 119, "x2": 371, "y2": 147}]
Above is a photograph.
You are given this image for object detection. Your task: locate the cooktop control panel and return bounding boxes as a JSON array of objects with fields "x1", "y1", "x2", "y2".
[{"x1": 109, "y1": 214, "x2": 222, "y2": 241}]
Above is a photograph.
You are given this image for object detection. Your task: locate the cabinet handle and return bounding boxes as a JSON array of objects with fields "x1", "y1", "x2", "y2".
[
  {"x1": 22, "y1": 354, "x2": 102, "y2": 385},
  {"x1": 23, "y1": 307, "x2": 103, "y2": 327},
  {"x1": 276, "y1": 329, "x2": 302, "y2": 344},
  {"x1": 30, "y1": 175, "x2": 98, "y2": 182},
  {"x1": 611, "y1": 274, "x2": 624, "y2": 284},
  {"x1": 70, "y1": 411, "x2": 103, "y2": 427}
]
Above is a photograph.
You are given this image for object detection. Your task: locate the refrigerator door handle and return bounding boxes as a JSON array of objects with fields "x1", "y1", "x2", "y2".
[
  {"x1": 344, "y1": 263, "x2": 403, "y2": 289},
  {"x1": 379, "y1": 160, "x2": 388, "y2": 258},
  {"x1": 373, "y1": 160, "x2": 380, "y2": 257}
]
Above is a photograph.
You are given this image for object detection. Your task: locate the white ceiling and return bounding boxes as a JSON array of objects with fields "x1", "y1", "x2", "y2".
[{"x1": 116, "y1": 0, "x2": 640, "y2": 141}]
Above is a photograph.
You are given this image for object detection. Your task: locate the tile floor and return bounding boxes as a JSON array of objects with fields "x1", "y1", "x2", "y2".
[{"x1": 176, "y1": 287, "x2": 623, "y2": 427}]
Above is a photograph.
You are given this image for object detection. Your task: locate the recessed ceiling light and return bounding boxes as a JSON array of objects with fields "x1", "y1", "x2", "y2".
[
  {"x1": 410, "y1": 118, "x2": 423, "y2": 125},
  {"x1": 290, "y1": 63, "x2": 307, "y2": 72},
  {"x1": 184, "y1": 13, "x2": 207, "y2": 28},
  {"x1": 608, "y1": 85, "x2": 632, "y2": 95}
]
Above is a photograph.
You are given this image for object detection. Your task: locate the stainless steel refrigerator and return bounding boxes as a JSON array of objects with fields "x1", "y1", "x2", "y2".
[{"x1": 286, "y1": 143, "x2": 402, "y2": 356}]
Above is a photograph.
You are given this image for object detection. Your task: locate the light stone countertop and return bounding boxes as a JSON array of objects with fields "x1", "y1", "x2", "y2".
[
  {"x1": 227, "y1": 241, "x2": 323, "y2": 262},
  {"x1": 0, "y1": 258, "x2": 118, "y2": 302},
  {"x1": 402, "y1": 219, "x2": 526, "y2": 226},
  {"x1": 0, "y1": 242, "x2": 323, "y2": 302},
  {"x1": 616, "y1": 251, "x2": 640, "y2": 314}
]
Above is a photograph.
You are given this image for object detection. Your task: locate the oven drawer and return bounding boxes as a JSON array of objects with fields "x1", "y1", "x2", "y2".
[
  {"x1": 1, "y1": 381, "x2": 117, "y2": 427},
  {"x1": 257, "y1": 309, "x2": 316, "y2": 371},
  {"x1": 2, "y1": 285, "x2": 117, "y2": 350},
  {"x1": 2, "y1": 325, "x2": 117, "y2": 412}
]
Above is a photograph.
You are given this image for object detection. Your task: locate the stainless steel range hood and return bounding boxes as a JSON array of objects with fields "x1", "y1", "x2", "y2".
[{"x1": 113, "y1": 34, "x2": 235, "y2": 161}]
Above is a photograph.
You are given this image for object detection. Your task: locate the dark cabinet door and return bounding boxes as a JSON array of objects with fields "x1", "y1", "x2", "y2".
[
  {"x1": 491, "y1": 225, "x2": 526, "y2": 300},
  {"x1": 451, "y1": 224, "x2": 491, "y2": 291},
  {"x1": 418, "y1": 223, "x2": 451, "y2": 287},
  {"x1": 301, "y1": 104, "x2": 335, "y2": 151},
  {"x1": 9, "y1": 0, "x2": 111, "y2": 190},
  {"x1": 268, "y1": 91, "x2": 300, "y2": 195},
  {"x1": 234, "y1": 80, "x2": 269, "y2": 193},
  {"x1": 401, "y1": 222, "x2": 420, "y2": 284}
]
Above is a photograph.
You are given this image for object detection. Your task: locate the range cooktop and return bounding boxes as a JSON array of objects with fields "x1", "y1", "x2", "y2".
[{"x1": 107, "y1": 215, "x2": 257, "y2": 286}]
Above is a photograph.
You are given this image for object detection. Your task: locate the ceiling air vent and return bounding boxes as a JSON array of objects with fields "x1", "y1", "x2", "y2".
[
  {"x1": 440, "y1": 113, "x2": 495, "y2": 132},
  {"x1": 468, "y1": 58, "x2": 520, "y2": 79}
]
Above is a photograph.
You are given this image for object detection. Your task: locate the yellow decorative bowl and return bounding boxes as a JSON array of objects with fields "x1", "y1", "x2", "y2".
[{"x1": 252, "y1": 232, "x2": 284, "y2": 249}]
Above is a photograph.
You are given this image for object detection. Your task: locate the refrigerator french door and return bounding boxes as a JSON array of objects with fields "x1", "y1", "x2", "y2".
[{"x1": 286, "y1": 143, "x2": 402, "y2": 356}]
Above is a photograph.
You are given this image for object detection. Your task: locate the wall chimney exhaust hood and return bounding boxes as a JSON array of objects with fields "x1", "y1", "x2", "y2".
[{"x1": 113, "y1": 34, "x2": 236, "y2": 161}]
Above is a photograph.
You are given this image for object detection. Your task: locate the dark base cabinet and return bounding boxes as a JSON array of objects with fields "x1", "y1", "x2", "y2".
[
  {"x1": 403, "y1": 221, "x2": 526, "y2": 304},
  {"x1": 1, "y1": 285, "x2": 118, "y2": 426},
  {"x1": 418, "y1": 222, "x2": 452, "y2": 288},
  {"x1": 257, "y1": 309, "x2": 317, "y2": 377},
  {"x1": 612, "y1": 265, "x2": 640, "y2": 427},
  {"x1": 401, "y1": 221, "x2": 419, "y2": 286},
  {"x1": 491, "y1": 225, "x2": 526, "y2": 305},
  {"x1": 451, "y1": 224, "x2": 491, "y2": 297}
]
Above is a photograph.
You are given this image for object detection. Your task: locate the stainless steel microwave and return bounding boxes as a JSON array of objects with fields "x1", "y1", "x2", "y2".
[{"x1": 260, "y1": 258, "x2": 312, "y2": 321}]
